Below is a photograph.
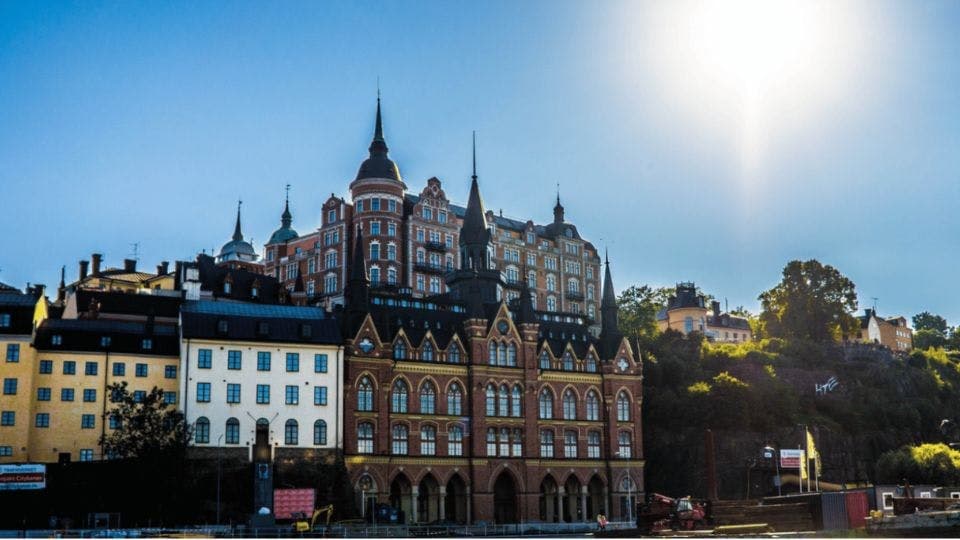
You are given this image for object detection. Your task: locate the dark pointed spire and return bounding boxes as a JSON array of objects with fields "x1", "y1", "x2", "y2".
[
  {"x1": 370, "y1": 96, "x2": 387, "y2": 155},
  {"x1": 354, "y1": 96, "x2": 401, "y2": 182},
  {"x1": 281, "y1": 184, "x2": 292, "y2": 227},
  {"x1": 553, "y1": 183, "x2": 564, "y2": 224},
  {"x1": 56, "y1": 265, "x2": 66, "y2": 303},
  {"x1": 602, "y1": 249, "x2": 617, "y2": 309},
  {"x1": 599, "y1": 250, "x2": 623, "y2": 357},
  {"x1": 350, "y1": 229, "x2": 367, "y2": 283},
  {"x1": 517, "y1": 266, "x2": 537, "y2": 324},
  {"x1": 460, "y1": 132, "x2": 491, "y2": 265},
  {"x1": 232, "y1": 200, "x2": 244, "y2": 241},
  {"x1": 345, "y1": 229, "x2": 370, "y2": 334}
]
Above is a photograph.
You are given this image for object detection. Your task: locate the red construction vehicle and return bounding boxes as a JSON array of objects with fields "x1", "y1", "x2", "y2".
[{"x1": 637, "y1": 493, "x2": 710, "y2": 533}]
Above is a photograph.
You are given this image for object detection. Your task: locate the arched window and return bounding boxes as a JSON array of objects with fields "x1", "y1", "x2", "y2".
[
  {"x1": 357, "y1": 376, "x2": 374, "y2": 411},
  {"x1": 285, "y1": 419, "x2": 298, "y2": 445},
  {"x1": 587, "y1": 283, "x2": 595, "y2": 300},
  {"x1": 539, "y1": 351, "x2": 551, "y2": 370},
  {"x1": 538, "y1": 388, "x2": 554, "y2": 419},
  {"x1": 498, "y1": 384, "x2": 509, "y2": 416},
  {"x1": 511, "y1": 384, "x2": 522, "y2": 417},
  {"x1": 499, "y1": 427, "x2": 510, "y2": 456},
  {"x1": 225, "y1": 417, "x2": 239, "y2": 444},
  {"x1": 485, "y1": 384, "x2": 496, "y2": 416},
  {"x1": 564, "y1": 430, "x2": 578, "y2": 458},
  {"x1": 314, "y1": 420, "x2": 327, "y2": 446},
  {"x1": 447, "y1": 382, "x2": 463, "y2": 416},
  {"x1": 421, "y1": 425, "x2": 437, "y2": 455},
  {"x1": 357, "y1": 422, "x2": 374, "y2": 454},
  {"x1": 486, "y1": 428, "x2": 497, "y2": 456},
  {"x1": 392, "y1": 424, "x2": 409, "y2": 455},
  {"x1": 562, "y1": 389, "x2": 577, "y2": 420},
  {"x1": 488, "y1": 343, "x2": 497, "y2": 365},
  {"x1": 546, "y1": 274, "x2": 556, "y2": 292},
  {"x1": 528, "y1": 270, "x2": 537, "y2": 288},
  {"x1": 392, "y1": 380, "x2": 409, "y2": 413},
  {"x1": 562, "y1": 352, "x2": 574, "y2": 371},
  {"x1": 586, "y1": 391, "x2": 600, "y2": 421},
  {"x1": 387, "y1": 266, "x2": 398, "y2": 284},
  {"x1": 585, "y1": 354, "x2": 597, "y2": 373},
  {"x1": 617, "y1": 391, "x2": 631, "y2": 421},
  {"x1": 420, "y1": 381, "x2": 436, "y2": 414},
  {"x1": 393, "y1": 340, "x2": 406, "y2": 360},
  {"x1": 449, "y1": 425, "x2": 464, "y2": 456},
  {"x1": 195, "y1": 417, "x2": 210, "y2": 444},
  {"x1": 540, "y1": 429, "x2": 554, "y2": 457},
  {"x1": 422, "y1": 342, "x2": 434, "y2": 361},
  {"x1": 618, "y1": 431, "x2": 632, "y2": 458},
  {"x1": 546, "y1": 296, "x2": 557, "y2": 311},
  {"x1": 507, "y1": 343, "x2": 517, "y2": 366},
  {"x1": 588, "y1": 431, "x2": 601, "y2": 458},
  {"x1": 498, "y1": 342, "x2": 507, "y2": 366},
  {"x1": 448, "y1": 344, "x2": 461, "y2": 363}
]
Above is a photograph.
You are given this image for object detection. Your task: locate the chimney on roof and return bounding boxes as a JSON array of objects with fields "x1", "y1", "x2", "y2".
[
  {"x1": 159, "y1": 261, "x2": 169, "y2": 275},
  {"x1": 124, "y1": 259, "x2": 137, "y2": 272},
  {"x1": 91, "y1": 253, "x2": 103, "y2": 276},
  {"x1": 79, "y1": 260, "x2": 89, "y2": 280},
  {"x1": 711, "y1": 300, "x2": 721, "y2": 318}
]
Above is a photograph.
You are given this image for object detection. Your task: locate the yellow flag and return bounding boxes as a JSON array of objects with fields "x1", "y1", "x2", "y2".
[
  {"x1": 806, "y1": 428, "x2": 821, "y2": 477},
  {"x1": 800, "y1": 449, "x2": 808, "y2": 480}
]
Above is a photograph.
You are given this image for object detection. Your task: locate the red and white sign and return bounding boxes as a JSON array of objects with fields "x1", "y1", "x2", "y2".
[
  {"x1": 0, "y1": 464, "x2": 46, "y2": 490},
  {"x1": 273, "y1": 488, "x2": 315, "y2": 520},
  {"x1": 780, "y1": 449, "x2": 805, "y2": 469}
]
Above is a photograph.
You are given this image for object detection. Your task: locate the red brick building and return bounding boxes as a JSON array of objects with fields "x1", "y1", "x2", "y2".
[{"x1": 339, "y1": 168, "x2": 643, "y2": 525}]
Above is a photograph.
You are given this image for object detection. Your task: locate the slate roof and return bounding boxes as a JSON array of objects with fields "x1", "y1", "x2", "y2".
[
  {"x1": 192, "y1": 254, "x2": 280, "y2": 302},
  {"x1": 707, "y1": 314, "x2": 751, "y2": 331},
  {"x1": 34, "y1": 318, "x2": 180, "y2": 356},
  {"x1": 180, "y1": 300, "x2": 341, "y2": 345},
  {"x1": 74, "y1": 289, "x2": 182, "y2": 319},
  {"x1": 0, "y1": 291, "x2": 36, "y2": 335}
]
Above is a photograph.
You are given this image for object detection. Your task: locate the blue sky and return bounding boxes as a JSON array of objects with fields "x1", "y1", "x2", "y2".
[{"x1": 1, "y1": 1, "x2": 958, "y2": 324}]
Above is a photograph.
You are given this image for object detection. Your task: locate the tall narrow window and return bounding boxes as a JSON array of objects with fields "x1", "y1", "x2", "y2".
[
  {"x1": 507, "y1": 343, "x2": 517, "y2": 366},
  {"x1": 618, "y1": 431, "x2": 632, "y2": 458},
  {"x1": 225, "y1": 418, "x2": 240, "y2": 444},
  {"x1": 449, "y1": 425, "x2": 464, "y2": 456},
  {"x1": 617, "y1": 391, "x2": 631, "y2": 421},
  {"x1": 498, "y1": 384, "x2": 509, "y2": 417},
  {"x1": 485, "y1": 384, "x2": 496, "y2": 416},
  {"x1": 585, "y1": 354, "x2": 597, "y2": 373},
  {"x1": 422, "y1": 342, "x2": 434, "y2": 361},
  {"x1": 588, "y1": 431, "x2": 601, "y2": 458},
  {"x1": 486, "y1": 428, "x2": 497, "y2": 456},
  {"x1": 419, "y1": 381, "x2": 436, "y2": 414},
  {"x1": 539, "y1": 352, "x2": 551, "y2": 370},
  {"x1": 564, "y1": 430, "x2": 578, "y2": 458},
  {"x1": 499, "y1": 427, "x2": 510, "y2": 456},
  {"x1": 562, "y1": 352, "x2": 574, "y2": 371},
  {"x1": 540, "y1": 429, "x2": 554, "y2": 458},
  {"x1": 357, "y1": 377, "x2": 374, "y2": 411},
  {"x1": 285, "y1": 419, "x2": 298, "y2": 445},
  {"x1": 511, "y1": 385, "x2": 522, "y2": 417},
  {"x1": 195, "y1": 417, "x2": 210, "y2": 444},
  {"x1": 391, "y1": 380, "x2": 409, "y2": 413},
  {"x1": 392, "y1": 424, "x2": 409, "y2": 455},
  {"x1": 586, "y1": 391, "x2": 600, "y2": 421},
  {"x1": 421, "y1": 425, "x2": 437, "y2": 455},
  {"x1": 393, "y1": 340, "x2": 406, "y2": 360},
  {"x1": 314, "y1": 420, "x2": 327, "y2": 446},
  {"x1": 562, "y1": 389, "x2": 577, "y2": 420},
  {"x1": 488, "y1": 343, "x2": 497, "y2": 365},
  {"x1": 448, "y1": 345, "x2": 461, "y2": 363},
  {"x1": 357, "y1": 422, "x2": 374, "y2": 454},
  {"x1": 511, "y1": 428, "x2": 523, "y2": 456},
  {"x1": 538, "y1": 389, "x2": 553, "y2": 419},
  {"x1": 447, "y1": 383, "x2": 463, "y2": 416}
]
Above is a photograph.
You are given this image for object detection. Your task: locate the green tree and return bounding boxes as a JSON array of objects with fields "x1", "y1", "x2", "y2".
[
  {"x1": 876, "y1": 443, "x2": 960, "y2": 485},
  {"x1": 913, "y1": 312, "x2": 948, "y2": 335},
  {"x1": 758, "y1": 259, "x2": 858, "y2": 342},
  {"x1": 617, "y1": 285, "x2": 672, "y2": 341},
  {"x1": 913, "y1": 328, "x2": 947, "y2": 350},
  {"x1": 100, "y1": 382, "x2": 191, "y2": 459}
]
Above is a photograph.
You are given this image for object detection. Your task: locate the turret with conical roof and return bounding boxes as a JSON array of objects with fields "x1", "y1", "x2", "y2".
[
  {"x1": 354, "y1": 97, "x2": 402, "y2": 183},
  {"x1": 268, "y1": 186, "x2": 299, "y2": 244},
  {"x1": 218, "y1": 200, "x2": 259, "y2": 263}
]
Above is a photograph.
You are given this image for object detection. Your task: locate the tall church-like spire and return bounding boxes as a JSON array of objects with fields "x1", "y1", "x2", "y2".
[
  {"x1": 553, "y1": 184, "x2": 565, "y2": 224},
  {"x1": 599, "y1": 249, "x2": 623, "y2": 357},
  {"x1": 233, "y1": 200, "x2": 244, "y2": 241},
  {"x1": 459, "y1": 131, "x2": 492, "y2": 270},
  {"x1": 355, "y1": 95, "x2": 401, "y2": 182}
]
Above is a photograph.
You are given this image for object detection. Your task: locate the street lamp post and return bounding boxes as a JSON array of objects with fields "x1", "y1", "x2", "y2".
[{"x1": 762, "y1": 446, "x2": 781, "y2": 497}]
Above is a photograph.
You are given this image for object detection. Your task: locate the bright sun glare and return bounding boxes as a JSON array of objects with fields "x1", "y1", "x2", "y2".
[{"x1": 638, "y1": 0, "x2": 866, "y2": 176}]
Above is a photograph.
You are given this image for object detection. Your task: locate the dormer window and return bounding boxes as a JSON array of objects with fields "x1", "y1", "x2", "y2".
[
  {"x1": 251, "y1": 286, "x2": 259, "y2": 298},
  {"x1": 0, "y1": 314, "x2": 9, "y2": 328},
  {"x1": 51, "y1": 335, "x2": 62, "y2": 346},
  {"x1": 299, "y1": 324, "x2": 312, "y2": 339},
  {"x1": 142, "y1": 339, "x2": 153, "y2": 351},
  {"x1": 217, "y1": 319, "x2": 229, "y2": 334},
  {"x1": 100, "y1": 336, "x2": 112, "y2": 348},
  {"x1": 257, "y1": 321, "x2": 270, "y2": 336},
  {"x1": 223, "y1": 281, "x2": 232, "y2": 294}
]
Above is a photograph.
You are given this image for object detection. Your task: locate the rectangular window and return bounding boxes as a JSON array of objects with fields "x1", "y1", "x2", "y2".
[
  {"x1": 141, "y1": 338, "x2": 153, "y2": 350},
  {"x1": 79, "y1": 449, "x2": 93, "y2": 461},
  {"x1": 257, "y1": 352, "x2": 271, "y2": 371},
  {"x1": 371, "y1": 221, "x2": 380, "y2": 235},
  {"x1": 256, "y1": 384, "x2": 270, "y2": 404},
  {"x1": 285, "y1": 385, "x2": 299, "y2": 405},
  {"x1": 226, "y1": 383, "x2": 241, "y2": 404},
  {"x1": 438, "y1": 210, "x2": 447, "y2": 223},
  {"x1": 388, "y1": 222, "x2": 397, "y2": 236},
  {"x1": 0, "y1": 446, "x2": 13, "y2": 457},
  {"x1": 2, "y1": 378, "x2": 17, "y2": 395},
  {"x1": 423, "y1": 207, "x2": 432, "y2": 220},
  {"x1": 164, "y1": 365, "x2": 177, "y2": 379},
  {"x1": 314, "y1": 386, "x2": 328, "y2": 406},
  {"x1": 133, "y1": 390, "x2": 145, "y2": 403},
  {"x1": 100, "y1": 336, "x2": 111, "y2": 347},
  {"x1": 540, "y1": 430, "x2": 554, "y2": 458},
  {"x1": 371, "y1": 198, "x2": 381, "y2": 211},
  {"x1": 6, "y1": 344, "x2": 19, "y2": 362},
  {"x1": 37, "y1": 387, "x2": 51, "y2": 401},
  {"x1": 84, "y1": 362, "x2": 97, "y2": 376},
  {"x1": 135, "y1": 363, "x2": 148, "y2": 377},
  {"x1": 112, "y1": 362, "x2": 125, "y2": 376},
  {"x1": 227, "y1": 350, "x2": 242, "y2": 370},
  {"x1": 35, "y1": 413, "x2": 50, "y2": 428},
  {"x1": 286, "y1": 353, "x2": 299, "y2": 372},
  {"x1": 0, "y1": 411, "x2": 14, "y2": 426},
  {"x1": 564, "y1": 431, "x2": 578, "y2": 458},
  {"x1": 109, "y1": 414, "x2": 121, "y2": 430},
  {"x1": 0, "y1": 314, "x2": 9, "y2": 327},
  {"x1": 356, "y1": 200, "x2": 364, "y2": 212},
  {"x1": 81, "y1": 414, "x2": 95, "y2": 429},
  {"x1": 63, "y1": 361, "x2": 76, "y2": 375},
  {"x1": 327, "y1": 209, "x2": 336, "y2": 223},
  {"x1": 39, "y1": 360, "x2": 53, "y2": 374},
  {"x1": 163, "y1": 392, "x2": 176, "y2": 404},
  {"x1": 314, "y1": 354, "x2": 328, "y2": 373},
  {"x1": 198, "y1": 349, "x2": 212, "y2": 369},
  {"x1": 83, "y1": 389, "x2": 96, "y2": 402},
  {"x1": 196, "y1": 382, "x2": 211, "y2": 403}
]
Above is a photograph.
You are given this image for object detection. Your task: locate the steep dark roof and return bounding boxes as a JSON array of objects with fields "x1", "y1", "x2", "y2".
[
  {"x1": 35, "y1": 318, "x2": 180, "y2": 356},
  {"x1": 0, "y1": 291, "x2": 36, "y2": 335},
  {"x1": 707, "y1": 314, "x2": 751, "y2": 331},
  {"x1": 369, "y1": 303, "x2": 467, "y2": 350},
  {"x1": 355, "y1": 98, "x2": 401, "y2": 182},
  {"x1": 195, "y1": 254, "x2": 280, "y2": 302},
  {"x1": 180, "y1": 300, "x2": 341, "y2": 344},
  {"x1": 74, "y1": 289, "x2": 182, "y2": 319}
]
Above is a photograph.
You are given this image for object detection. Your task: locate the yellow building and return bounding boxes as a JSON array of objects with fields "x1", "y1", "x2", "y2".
[
  {"x1": 0, "y1": 288, "x2": 41, "y2": 463},
  {"x1": 29, "y1": 318, "x2": 180, "y2": 463},
  {"x1": 65, "y1": 254, "x2": 175, "y2": 295},
  {"x1": 859, "y1": 309, "x2": 913, "y2": 351},
  {"x1": 656, "y1": 282, "x2": 752, "y2": 343}
]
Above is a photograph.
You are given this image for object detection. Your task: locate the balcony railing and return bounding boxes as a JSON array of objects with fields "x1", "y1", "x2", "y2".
[
  {"x1": 505, "y1": 279, "x2": 524, "y2": 289},
  {"x1": 414, "y1": 262, "x2": 447, "y2": 274},
  {"x1": 565, "y1": 291, "x2": 585, "y2": 301},
  {"x1": 423, "y1": 241, "x2": 448, "y2": 252}
]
